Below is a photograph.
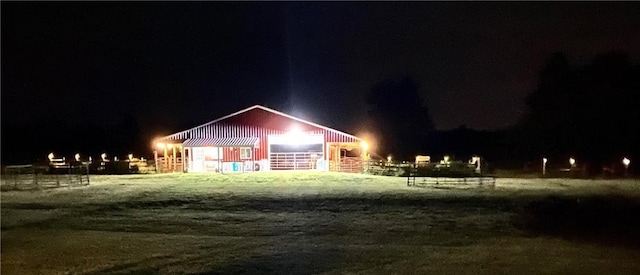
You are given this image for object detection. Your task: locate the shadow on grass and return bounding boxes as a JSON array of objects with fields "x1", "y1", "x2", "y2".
[
  {"x1": 194, "y1": 249, "x2": 343, "y2": 275},
  {"x1": 515, "y1": 195, "x2": 640, "y2": 248},
  {"x1": 86, "y1": 249, "x2": 343, "y2": 275},
  {"x1": 84, "y1": 255, "x2": 173, "y2": 275}
]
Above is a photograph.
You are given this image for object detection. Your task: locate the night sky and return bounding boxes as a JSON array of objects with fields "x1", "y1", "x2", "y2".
[{"x1": 3, "y1": 2, "x2": 640, "y2": 159}]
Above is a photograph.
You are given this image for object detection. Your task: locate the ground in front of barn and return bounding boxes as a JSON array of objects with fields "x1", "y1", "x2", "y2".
[{"x1": 2, "y1": 172, "x2": 640, "y2": 274}]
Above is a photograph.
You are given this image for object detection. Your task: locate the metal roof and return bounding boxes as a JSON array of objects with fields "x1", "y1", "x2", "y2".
[
  {"x1": 156, "y1": 138, "x2": 187, "y2": 144},
  {"x1": 160, "y1": 105, "x2": 361, "y2": 141},
  {"x1": 183, "y1": 137, "x2": 259, "y2": 147}
]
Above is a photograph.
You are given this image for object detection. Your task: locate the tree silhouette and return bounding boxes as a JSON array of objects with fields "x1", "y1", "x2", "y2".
[
  {"x1": 518, "y1": 51, "x2": 640, "y2": 175},
  {"x1": 365, "y1": 77, "x2": 434, "y2": 160}
]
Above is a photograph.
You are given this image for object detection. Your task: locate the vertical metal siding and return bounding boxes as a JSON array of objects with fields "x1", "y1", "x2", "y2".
[
  {"x1": 164, "y1": 124, "x2": 358, "y2": 143},
  {"x1": 161, "y1": 109, "x2": 360, "y2": 163}
]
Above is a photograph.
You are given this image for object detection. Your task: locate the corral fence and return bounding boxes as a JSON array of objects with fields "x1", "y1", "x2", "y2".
[
  {"x1": 1, "y1": 164, "x2": 90, "y2": 191},
  {"x1": 365, "y1": 160, "x2": 495, "y2": 187},
  {"x1": 407, "y1": 175, "x2": 496, "y2": 187},
  {"x1": 405, "y1": 163, "x2": 496, "y2": 187},
  {"x1": 365, "y1": 160, "x2": 407, "y2": 176}
]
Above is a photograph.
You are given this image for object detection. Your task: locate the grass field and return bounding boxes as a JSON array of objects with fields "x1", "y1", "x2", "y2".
[{"x1": 2, "y1": 172, "x2": 640, "y2": 274}]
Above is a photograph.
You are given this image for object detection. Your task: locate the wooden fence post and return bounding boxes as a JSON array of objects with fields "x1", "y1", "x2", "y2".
[{"x1": 33, "y1": 165, "x2": 38, "y2": 187}]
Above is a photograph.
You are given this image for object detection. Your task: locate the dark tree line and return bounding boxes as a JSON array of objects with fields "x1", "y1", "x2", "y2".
[
  {"x1": 1, "y1": 113, "x2": 143, "y2": 164},
  {"x1": 514, "y1": 52, "x2": 640, "y2": 174},
  {"x1": 365, "y1": 52, "x2": 640, "y2": 175}
]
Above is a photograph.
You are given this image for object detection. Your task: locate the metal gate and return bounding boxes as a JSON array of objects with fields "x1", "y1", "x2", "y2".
[{"x1": 269, "y1": 152, "x2": 323, "y2": 170}]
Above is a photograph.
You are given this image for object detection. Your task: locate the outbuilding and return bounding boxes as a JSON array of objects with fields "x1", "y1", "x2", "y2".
[{"x1": 153, "y1": 105, "x2": 368, "y2": 173}]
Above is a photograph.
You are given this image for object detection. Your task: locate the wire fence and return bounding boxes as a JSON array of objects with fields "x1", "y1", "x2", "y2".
[{"x1": 1, "y1": 164, "x2": 90, "y2": 191}]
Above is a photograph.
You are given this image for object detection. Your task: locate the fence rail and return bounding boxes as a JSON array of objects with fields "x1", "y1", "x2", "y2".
[
  {"x1": 1, "y1": 164, "x2": 90, "y2": 191},
  {"x1": 270, "y1": 153, "x2": 322, "y2": 170},
  {"x1": 407, "y1": 176, "x2": 496, "y2": 187}
]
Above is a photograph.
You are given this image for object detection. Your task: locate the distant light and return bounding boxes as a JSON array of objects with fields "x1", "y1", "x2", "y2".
[
  {"x1": 48, "y1": 153, "x2": 54, "y2": 161},
  {"x1": 360, "y1": 141, "x2": 369, "y2": 151},
  {"x1": 416, "y1": 155, "x2": 431, "y2": 164},
  {"x1": 623, "y1": 157, "x2": 631, "y2": 167},
  {"x1": 89, "y1": 156, "x2": 92, "y2": 162},
  {"x1": 543, "y1": 157, "x2": 548, "y2": 164},
  {"x1": 569, "y1": 157, "x2": 575, "y2": 166},
  {"x1": 156, "y1": 142, "x2": 165, "y2": 149},
  {"x1": 128, "y1": 154, "x2": 133, "y2": 161},
  {"x1": 387, "y1": 155, "x2": 392, "y2": 163},
  {"x1": 114, "y1": 156, "x2": 118, "y2": 161},
  {"x1": 101, "y1": 153, "x2": 107, "y2": 161},
  {"x1": 75, "y1": 153, "x2": 81, "y2": 162}
]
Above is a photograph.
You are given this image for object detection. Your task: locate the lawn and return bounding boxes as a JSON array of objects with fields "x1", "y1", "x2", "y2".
[{"x1": 2, "y1": 172, "x2": 640, "y2": 274}]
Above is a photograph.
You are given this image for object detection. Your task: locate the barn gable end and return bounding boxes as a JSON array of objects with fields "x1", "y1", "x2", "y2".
[{"x1": 153, "y1": 105, "x2": 366, "y2": 173}]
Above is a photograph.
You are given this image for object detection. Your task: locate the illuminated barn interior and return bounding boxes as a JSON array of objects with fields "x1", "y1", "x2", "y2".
[{"x1": 153, "y1": 105, "x2": 368, "y2": 173}]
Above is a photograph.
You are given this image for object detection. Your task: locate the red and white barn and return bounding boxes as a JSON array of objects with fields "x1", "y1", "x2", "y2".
[{"x1": 153, "y1": 105, "x2": 367, "y2": 173}]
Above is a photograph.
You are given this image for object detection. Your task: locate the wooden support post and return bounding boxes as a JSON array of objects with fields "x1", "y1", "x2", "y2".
[
  {"x1": 182, "y1": 146, "x2": 186, "y2": 172},
  {"x1": 154, "y1": 150, "x2": 159, "y2": 173},
  {"x1": 172, "y1": 146, "x2": 177, "y2": 172},
  {"x1": 163, "y1": 147, "x2": 168, "y2": 173},
  {"x1": 336, "y1": 145, "x2": 341, "y2": 172}
]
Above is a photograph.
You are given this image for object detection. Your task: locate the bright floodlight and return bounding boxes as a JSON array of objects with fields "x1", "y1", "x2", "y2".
[
  {"x1": 623, "y1": 157, "x2": 631, "y2": 167},
  {"x1": 569, "y1": 157, "x2": 575, "y2": 166},
  {"x1": 156, "y1": 142, "x2": 165, "y2": 149},
  {"x1": 360, "y1": 141, "x2": 369, "y2": 151},
  {"x1": 284, "y1": 127, "x2": 304, "y2": 144},
  {"x1": 48, "y1": 153, "x2": 54, "y2": 161},
  {"x1": 75, "y1": 153, "x2": 80, "y2": 161},
  {"x1": 167, "y1": 143, "x2": 173, "y2": 149}
]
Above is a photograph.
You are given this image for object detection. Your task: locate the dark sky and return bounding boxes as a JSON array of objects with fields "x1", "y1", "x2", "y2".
[{"x1": 3, "y1": 2, "x2": 640, "y2": 139}]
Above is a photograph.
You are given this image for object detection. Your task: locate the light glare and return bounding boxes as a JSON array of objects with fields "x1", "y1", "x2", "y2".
[
  {"x1": 284, "y1": 128, "x2": 304, "y2": 144},
  {"x1": 360, "y1": 141, "x2": 369, "y2": 151}
]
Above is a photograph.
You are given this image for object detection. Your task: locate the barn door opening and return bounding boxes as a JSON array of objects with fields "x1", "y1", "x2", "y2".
[
  {"x1": 268, "y1": 134, "x2": 324, "y2": 170},
  {"x1": 269, "y1": 144, "x2": 323, "y2": 170}
]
